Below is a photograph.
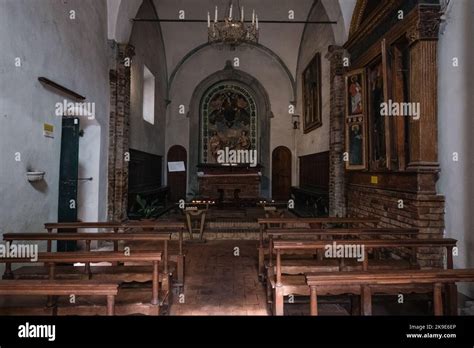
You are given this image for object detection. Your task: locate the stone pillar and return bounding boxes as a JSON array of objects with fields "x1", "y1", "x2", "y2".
[
  {"x1": 326, "y1": 45, "x2": 347, "y2": 217},
  {"x1": 406, "y1": 5, "x2": 441, "y2": 172},
  {"x1": 108, "y1": 41, "x2": 135, "y2": 221}
]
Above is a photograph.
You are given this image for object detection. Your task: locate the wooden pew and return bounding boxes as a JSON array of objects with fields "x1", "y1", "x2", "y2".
[
  {"x1": 306, "y1": 269, "x2": 474, "y2": 316},
  {"x1": 0, "y1": 251, "x2": 162, "y2": 306},
  {"x1": 3, "y1": 233, "x2": 171, "y2": 292},
  {"x1": 256, "y1": 217, "x2": 379, "y2": 278},
  {"x1": 270, "y1": 238, "x2": 457, "y2": 315},
  {"x1": 44, "y1": 220, "x2": 186, "y2": 286},
  {"x1": 0, "y1": 280, "x2": 119, "y2": 316},
  {"x1": 266, "y1": 228, "x2": 419, "y2": 266}
]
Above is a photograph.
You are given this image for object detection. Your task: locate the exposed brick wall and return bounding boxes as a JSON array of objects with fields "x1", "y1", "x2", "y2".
[
  {"x1": 107, "y1": 42, "x2": 135, "y2": 221},
  {"x1": 347, "y1": 184, "x2": 445, "y2": 268},
  {"x1": 326, "y1": 45, "x2": 347, "y2": 217}
]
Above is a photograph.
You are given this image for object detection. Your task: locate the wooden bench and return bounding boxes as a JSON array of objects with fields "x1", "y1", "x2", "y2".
[
  {"x1": 0, "y1": 280, "x2": 119, "y2": 315},
  {"x1": 270, "y1": 238, "x2": 457, "y2": 315},
  {"x1": 44, "y1": 220, "x2": 186, "y2": 285},
  {"x1": 265, "y1": 228, "x2": 419, "y2": 272},
  {"x1": 257, "y1": 217, "x2": 380, "y2": 277},
  {"x1": 3, "y1": 233, "x2": 172, "y2": 292},
  {"x1": 0, "y1": 251, "x2": 162, "y2": 306},
  {"x1": 306, "y1": 269, "x2": 474, "y2": 316}
]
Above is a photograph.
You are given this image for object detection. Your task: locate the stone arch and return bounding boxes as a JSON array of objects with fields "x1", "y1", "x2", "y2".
[
  {"x1": 168, "y1": 42, "x2": 296, "y2": 102},
  {"x1": 187, "y1": 62, "x2": 272, "y2": 198}
]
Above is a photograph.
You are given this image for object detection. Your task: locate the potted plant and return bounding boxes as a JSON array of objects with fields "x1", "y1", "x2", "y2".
[{"x1": 135, "y1": 195, "x2": 162, "y2": 220}]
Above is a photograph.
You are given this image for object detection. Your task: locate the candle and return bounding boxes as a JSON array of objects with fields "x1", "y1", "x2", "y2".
[
  {"x1": 215, "y1": 6, "x2": 218, "y2": 22},
  {"x1": 207, "y1": 12, "x2": 210, "y2": 27},
  {"x1": 252, "y1": 10, "x2": 255, "y2": 24},
  {"x1": 229, "y1": 5, "x2": 233, "y2": 19},
  {"x1": 241, "y1": 6, "x2": 244, "y2": 22},
  {"x1": 256, "y1": 15, "x2": 259, "y2": 29}
]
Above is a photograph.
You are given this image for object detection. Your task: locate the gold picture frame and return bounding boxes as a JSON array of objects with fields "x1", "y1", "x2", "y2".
[
  {"x1": 345, "y1": 68, "x2": 367, "y2": 170},
  {"x1": 302, "y1": 52, "x2": 322, "y2": 133}
]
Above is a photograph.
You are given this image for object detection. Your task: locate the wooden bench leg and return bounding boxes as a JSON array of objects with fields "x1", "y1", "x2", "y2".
[
  {"x1": 266, "y1": 278, "x2": 273, "y2": 304},
  {"x1": 85, "y1": 240, "x2": 92, "y2": 279},
  {"x1": 2, "y1": 262, "x2": 13, "y2": 280},
  {"x1": 274, "y1": 285, "x2": 284, "y2": 316},
  {"x1": 178, "y1": 230, "x2": 184, "y2": 286},
  {"x1": 177, "y1": 255, "x2": 184, "y2": 286},
  {"x1": 446, "y1": 283, "x2": 458, "y2": 315},
  {"x1": 162, "y1": 241, "x2": 170, "y2": 299},
  {"x1": 151, "y1": 260, "x2": 160, "y2": 305},
  {"x1": 361, "y1": 285, "x2": 372, "y2": 316},
  {"x1": 47, "y1": 263, "x2": 56, "y2": 308},
  {"x1": 310, "y1": 286, "x2": 318, "y2": 316},
  {"x1": 107, "y1": 295, "x2": 115, "y2": 316},
  {"x1": 433, "y1": 283, "x2": 443, "y2": 316},
  {"x1": 258, "y1": 247, "x2": 264, "y2": 280},
  {"x1": 350, "y1": 294, "x2": 360, "y2": 316}
]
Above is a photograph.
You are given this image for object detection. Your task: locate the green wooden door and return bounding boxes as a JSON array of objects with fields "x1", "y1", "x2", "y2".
[{"x1": 58, "y1": 117, "x2": 80, "y2": 251}]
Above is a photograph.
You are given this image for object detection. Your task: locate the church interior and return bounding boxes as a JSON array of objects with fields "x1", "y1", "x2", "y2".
[{"x1": 1, "y1": 0, "x2": 474, "y2": 322}]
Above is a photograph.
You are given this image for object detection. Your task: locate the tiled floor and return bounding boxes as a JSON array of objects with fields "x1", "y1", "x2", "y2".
[
  {"x1": 170, "y1": 240, "x2": 269, "y2": 315},
  {"x1": 167, "y1": 240, "x2": 435, "y2": 316}
]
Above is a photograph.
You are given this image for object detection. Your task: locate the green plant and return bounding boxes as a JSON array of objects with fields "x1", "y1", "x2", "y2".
[{"x1": 135, "y1": 195, "x2": 162, "y2": 219}]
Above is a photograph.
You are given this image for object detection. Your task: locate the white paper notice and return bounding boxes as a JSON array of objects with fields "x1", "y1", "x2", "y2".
[{"x1": 168, "y1": 161, "x2": 186, "y2": 172}]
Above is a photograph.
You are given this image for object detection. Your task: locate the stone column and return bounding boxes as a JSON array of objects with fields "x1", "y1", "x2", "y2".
[
  {"x1": 108, "y1": 41, "x2": 135, "y2": 221},
  {"x1": 326, "y1": 45, "x2": 347, "y2": 217},
  {"x1": 406, "y1": 5, "x2": 441, "y2": 172}
]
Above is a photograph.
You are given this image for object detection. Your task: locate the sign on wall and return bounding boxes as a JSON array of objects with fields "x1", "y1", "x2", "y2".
[
  {"x1": 43, "y1": 123, "x2": 54, "y2": 138},
  {"x1": 168, "y1": 161, "x2": 186, "y2": 172}
]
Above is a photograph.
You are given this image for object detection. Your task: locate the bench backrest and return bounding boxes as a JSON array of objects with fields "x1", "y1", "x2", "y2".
[
  {"x1": 0, "y1": 251, "x2": 162, "y2": 264},
  {"x1": 3, "y1": 233, "x2": 171, "y2": 242},
  {"x1": 306, "y1": 269, "x2": 474, "y2": 286},
  {"x1": 257, "y1": 217, "x2": 379, "y2": 226},
  {"x1": 44, "y1": 220, "x2": 186, "y2": 231},
  {"x1": 266, "y1": 228, "x2": 418, "y2": 237},
  {"x1": 272, "y1": 238, "x2": 457, "y2": 250},
  {"x1": 0, "y1": 280, "x2": 119, "y2": 296}
]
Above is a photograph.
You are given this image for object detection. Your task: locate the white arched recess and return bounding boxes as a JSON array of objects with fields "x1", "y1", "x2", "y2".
[{"x1": 166, "y1": 45, "x2": 295, "y2": 199}]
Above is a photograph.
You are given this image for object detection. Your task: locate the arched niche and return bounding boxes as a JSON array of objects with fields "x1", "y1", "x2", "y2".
[{"x1": 187, "y1": 62, "x2": 272, "y2": 199}]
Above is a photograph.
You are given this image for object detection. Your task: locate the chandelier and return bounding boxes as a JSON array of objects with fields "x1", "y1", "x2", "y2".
[{"x1": 207, "y1": 1, "x2": 259, "y2": 48}]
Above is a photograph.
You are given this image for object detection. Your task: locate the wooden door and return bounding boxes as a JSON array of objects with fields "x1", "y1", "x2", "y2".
[
  {"x1": 58, "y1": 117, "x2": 80, "y2": 251},
  {"x1": 272, "y1": 146, "x2": 292, "y2": 201},
  {"x1": 167, "y1": 145, "x2": 187, "y2": 203}
]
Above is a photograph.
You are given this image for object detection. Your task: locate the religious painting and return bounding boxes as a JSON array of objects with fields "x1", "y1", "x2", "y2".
[
  {"x1": 345, "y1": 69, "x2": 367, "y2": 170},
  {"x1": 302, "y1": 52, "x2": 322, "y2": 133},
  {"x1": 368, "y1": 58, "x2": 387, "y2": 169},
  {"x1": 200, "y1": 83, "x2": 257, "y2": 164},
  {"x1": 347, "y1": 72, "x2": 364, "y2": 115}
]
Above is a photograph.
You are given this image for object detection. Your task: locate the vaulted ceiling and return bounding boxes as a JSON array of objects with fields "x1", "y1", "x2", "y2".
[{"x1": 107, "y1": 0, "x2": 357, "y2": 81}]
